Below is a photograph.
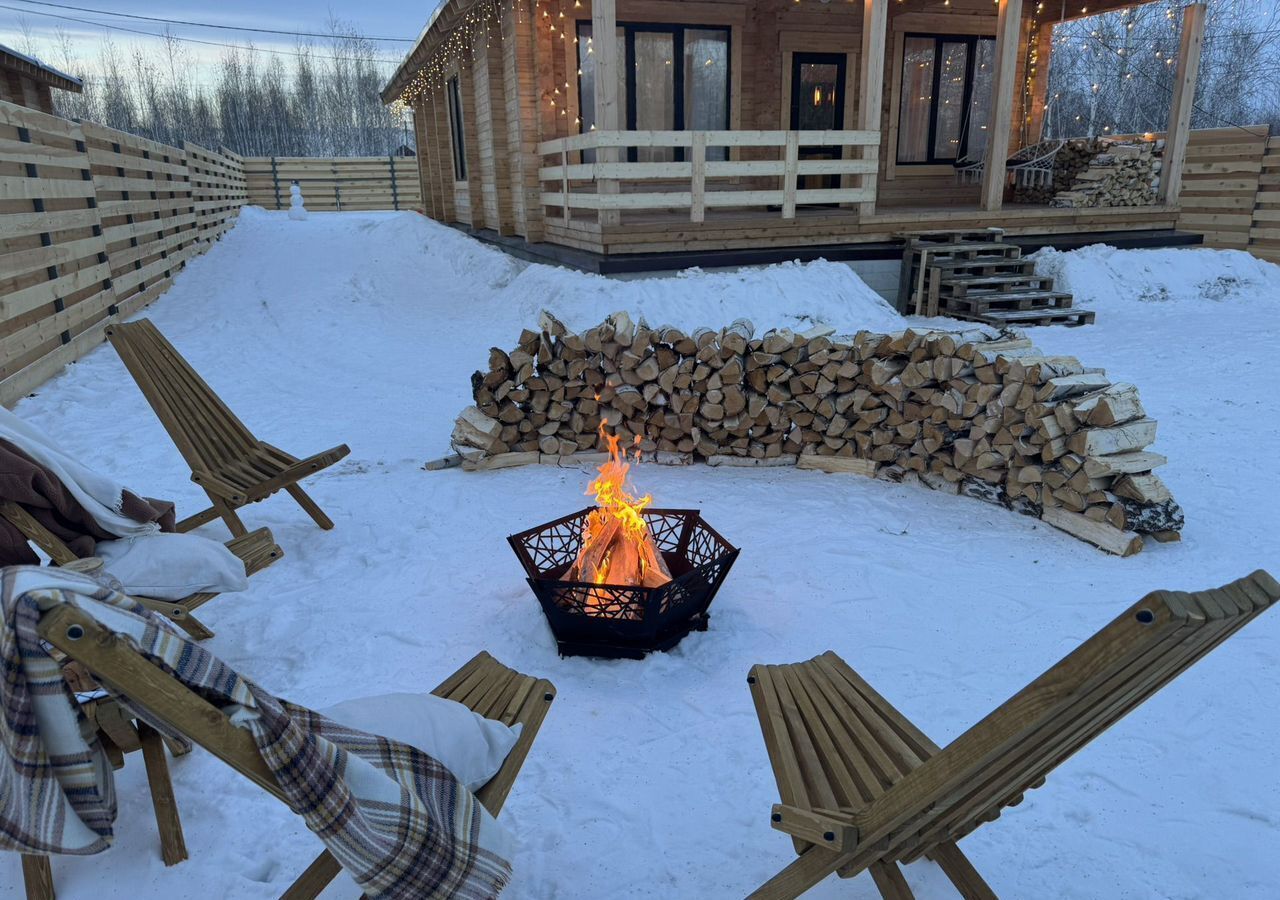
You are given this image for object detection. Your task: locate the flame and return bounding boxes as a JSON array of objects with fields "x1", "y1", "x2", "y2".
[{"x1": 573, "y1": 419, "x2": 670, "y2": 587}]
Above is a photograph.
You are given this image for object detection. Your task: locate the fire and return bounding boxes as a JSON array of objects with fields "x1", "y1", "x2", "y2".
[{"x1": 567, "y1": 421, "x2": 672, "y2": 588}]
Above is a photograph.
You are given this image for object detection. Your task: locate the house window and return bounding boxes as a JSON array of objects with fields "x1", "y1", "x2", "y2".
[
  {"x1": 897, "y1": 34, "x2": 995, "y2": 165},
  {"x1": 577, "y1": 22, "x2": 731, "y2": 162},
  {"x1": 446, "y1": 74, "x2": 467, "y2": 181}
]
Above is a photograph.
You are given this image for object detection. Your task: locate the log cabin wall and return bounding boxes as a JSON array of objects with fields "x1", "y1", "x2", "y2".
[
  {"x1": 0, "y1": 69, "x2": 55, "y2": 114},
  {"x1": 402, "y1": 0, "x2": 1176, "y2": 246}
]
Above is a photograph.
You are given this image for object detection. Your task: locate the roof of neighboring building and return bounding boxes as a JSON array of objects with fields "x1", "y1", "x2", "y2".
[{"x1": 0, "y1": 43, "x2": 83, "y2": 93}]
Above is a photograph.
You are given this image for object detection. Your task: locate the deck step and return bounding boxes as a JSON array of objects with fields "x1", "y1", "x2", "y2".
[
  {"x1": 921, "y1": 255, "x2": 1032, "y2": 271},
  {"x1": 946, "y1": 290, "x2": 1075, "y2": 311},
  {"x1": 898, "y1": 228, "x2": 1090, "y2": 326},
  {"x1": 940, "y1": 273, "x2": 1053, "y2": 287},
  {"x1": 963, "y1": 307, "x2": 1096, "y2": 328}
]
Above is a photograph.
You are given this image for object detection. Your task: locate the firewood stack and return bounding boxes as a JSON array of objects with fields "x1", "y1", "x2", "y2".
[
  {"x1": 452, "y1": 312, "x2": 1183, "y2": 556},
  {"x1": 1047, "y1": 139, "x2": 1159, "y2": 209},
  {"x1": 1012, "y1": 139, "x2": 1094, "y2": 204}
]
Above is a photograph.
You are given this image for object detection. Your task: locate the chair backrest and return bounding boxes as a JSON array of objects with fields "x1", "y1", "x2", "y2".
[
  {"x1": 853, "y1": 570, "x2": 1279, "y2": 862},
  {"x1": 36, "y1": 601, "x2": 287, "y2": 800},
  {"x1": 105, "y1": 319, "x2": 260, "y2": 474}
]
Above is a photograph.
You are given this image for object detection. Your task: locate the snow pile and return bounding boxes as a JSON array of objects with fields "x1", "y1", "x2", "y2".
[
  {"x1": 1031, "y1": 243, "x2": 1280, "y2": 308},
  {"x1": 7, "y1": 211, "x2": 1277, "y2": 900},
  {"x1": 496, "y1": 258, "x2": 906, "y2": 335}
]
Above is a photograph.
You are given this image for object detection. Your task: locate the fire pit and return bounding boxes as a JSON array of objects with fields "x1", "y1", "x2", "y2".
[{"x1": 508, "y1": 507, "x2": 738, "y2": 659}]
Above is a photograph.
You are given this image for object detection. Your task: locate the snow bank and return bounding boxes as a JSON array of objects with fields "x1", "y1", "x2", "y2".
[
  {"x1": 12, "y1": 211, "x2": 1276, "y2": 900},
  {"x1": 495, "y1": 258, "x2": 906, "y2": 335},
  {"x1": 1031, "y1": 243, "x2": 1280, "y2": 308}
]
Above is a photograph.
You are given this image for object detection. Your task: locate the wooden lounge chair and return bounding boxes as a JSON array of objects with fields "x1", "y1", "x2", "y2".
[
  {"x1": 22, "y1": 601, "x2": 556, "y2": 900},
  {"x1": 104, "y1": 319, "x2": 350, "y2": 537},
  {"x1": 0, "y1": 499, "x2": 282, "y2": 640},
  {"x1": 747, "y1": 570, "x2": 1280, "y2": 899}
]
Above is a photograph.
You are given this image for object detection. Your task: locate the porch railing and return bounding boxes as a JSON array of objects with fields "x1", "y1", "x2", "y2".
[{"x1": 537, "y1": 129, "x2": 879, "y2": 224}]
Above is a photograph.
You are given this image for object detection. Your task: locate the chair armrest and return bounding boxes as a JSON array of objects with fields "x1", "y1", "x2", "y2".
[
  {"x1": 770, "y1": 804, "x2": 858, "y2": 852},
  {"x1": 248, "y1": 444, "x2": 351, "y2": 499}
]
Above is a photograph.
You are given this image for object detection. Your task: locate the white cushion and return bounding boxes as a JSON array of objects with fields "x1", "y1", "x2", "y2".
[
  {"x1": 318, "y1": 692, "x2": 522, "y2": 792},
  {"x1": 94, "y1": 532, "x2": 248, "y2": 601}
]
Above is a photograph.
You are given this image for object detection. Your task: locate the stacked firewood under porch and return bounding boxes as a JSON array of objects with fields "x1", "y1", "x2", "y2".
[{"x1": 898, "y1": 229, "x2": 1094, "y2": 328}]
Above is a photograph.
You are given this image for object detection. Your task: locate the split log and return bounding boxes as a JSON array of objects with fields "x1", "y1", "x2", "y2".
[
  {"x1": 1041, "y1": 507, "x2": 1144, "y2": 556},
  {"x1": 1067, "y1": 419, "x2": 1157, "y2": 456}
]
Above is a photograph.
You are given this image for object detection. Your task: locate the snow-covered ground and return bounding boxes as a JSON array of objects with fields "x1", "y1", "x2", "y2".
[{"x1": 6, "y1": 209, "x2": 1278, "y2": 899}]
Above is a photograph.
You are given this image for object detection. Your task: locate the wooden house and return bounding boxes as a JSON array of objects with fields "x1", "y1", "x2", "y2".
[
  {"x1": 386, "y1": 0, "x2": 1207, "y2": 271},
  {"x1": 0, "y1": 44, "x2": 81, "y2": 115}
]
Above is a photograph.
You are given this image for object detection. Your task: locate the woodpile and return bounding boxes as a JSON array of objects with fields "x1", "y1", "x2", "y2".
[
  {"x1": 1012, "y1": 139, "x2": 1093, "y2": 204},
  {"x1": 451, "y1": 312, "x2": 1183, "y2": 556},
  {"x1": 1045, "y1": 139, "x2": 1160, "y2": 209}
]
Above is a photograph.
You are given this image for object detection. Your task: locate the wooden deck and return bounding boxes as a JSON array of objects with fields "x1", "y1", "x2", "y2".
[{"x1": 541, "y1": 202, "x2": 1180, "y2": 256}]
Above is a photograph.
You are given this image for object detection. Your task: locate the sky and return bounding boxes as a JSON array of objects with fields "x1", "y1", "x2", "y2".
[{"x1": 0, "y1": 0, "x2": 445, "y2": 82}]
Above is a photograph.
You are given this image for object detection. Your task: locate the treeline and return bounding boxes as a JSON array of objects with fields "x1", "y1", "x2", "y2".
[
  {"x1": 1043, "y1": 0, "x2": 1280, "y2": 139},
  {"x1": 36, "y1": 23, "x2": 412, "y2": 157}
]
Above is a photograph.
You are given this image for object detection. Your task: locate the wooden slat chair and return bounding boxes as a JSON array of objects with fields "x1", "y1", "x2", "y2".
[
  {"x1": 22, "y1": 602, "x2": 556, "y2": 900},
  {"x1": 747, "y1": 570, "x2": 1280, "y2": 899},
  {"x1": 105, "y1": 319, "x2": 350, "y2": 537},
  {"x1": 16, "y1": 667, "x2": 193, "y2": 899},
  {"x1": 0, "y1": 499, "x2": 282, "y2": 640}
]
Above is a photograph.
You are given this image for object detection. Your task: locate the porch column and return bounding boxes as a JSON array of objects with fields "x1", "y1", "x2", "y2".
[
  {"x1": 857, "y1": 0, "x2": 888, "y2": 217},
  {"x1": 980, "y1": 0, "x2": 1023, "y2": 211},
  {"x1": 1161, "y1": 3, "x2": 1207, "y2": 206},
  {"x1": 592, "y1": 0, "x2": 621, "y2": 226}
]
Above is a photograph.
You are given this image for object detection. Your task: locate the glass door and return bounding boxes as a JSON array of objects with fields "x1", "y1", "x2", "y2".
[{"x1": 790, "y1": 53, "x2": 847, "y2": 194}]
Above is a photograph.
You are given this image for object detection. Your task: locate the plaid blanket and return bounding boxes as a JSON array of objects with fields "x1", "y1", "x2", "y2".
[{"x1": 0, "y1": 568, "x2": 514, "y2": 899}]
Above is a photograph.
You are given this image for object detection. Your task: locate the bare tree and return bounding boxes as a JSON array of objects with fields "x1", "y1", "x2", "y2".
[{"x1": 35, "y1": 19, "x2": 412, "y2": 157}]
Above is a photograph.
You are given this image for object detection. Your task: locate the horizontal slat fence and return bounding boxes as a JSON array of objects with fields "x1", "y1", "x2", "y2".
[
  {"x1": 243, "y1": 156, "x2": 422, "y2": 211},
  {"x1": 1174, "y1": 125, "x2": 1270, "y2": 251},
  {"x1": 0, "y1": 98, "x2": 244, "y2": 405},
  {"x1": 1250, "y1": 137, "x2": 1280, "y2": 264},
  {"x1": 185, "y1": 141, "x2": 247, "y2": 244}
]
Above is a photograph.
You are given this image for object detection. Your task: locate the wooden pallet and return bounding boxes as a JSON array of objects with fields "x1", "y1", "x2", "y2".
[
  {"x1": 965, "y1": 306, "x2": 1097, "y2": 327},
  {"x1": 899, "y1": 227, "x2": 1091, "y2": 326},
  {"x1": 945, "y1": 290, "x2": 1075, "y2": 312}
]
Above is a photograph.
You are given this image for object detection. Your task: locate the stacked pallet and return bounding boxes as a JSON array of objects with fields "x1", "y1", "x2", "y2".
[
  {"x1": 898, "y1": 229, "x2": 1094, "y2": 328},
  {"x1": 450, "y1": 314, "x2": 1182, "y2": 555}
]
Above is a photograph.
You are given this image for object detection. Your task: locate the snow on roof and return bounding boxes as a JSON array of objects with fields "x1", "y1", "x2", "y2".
[{"x1": 0, "y1": 42, "x2": 83, "y2": 90}]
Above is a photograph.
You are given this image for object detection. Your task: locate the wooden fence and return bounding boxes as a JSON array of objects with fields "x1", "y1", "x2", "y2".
[
  {"x1": 243, "y1": 156, "x2": 422, "y2": 211},
  {"x1": 0, "y1": 99, "x2": 245, "y2": 406},
  {"x1": 1251, "y1": 136, "x2": 1280, "y2": 264}
]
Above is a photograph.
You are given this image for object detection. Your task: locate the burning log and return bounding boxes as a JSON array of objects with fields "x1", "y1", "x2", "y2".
[
  {"x1": 451, "y1": 311, "x2": 1182, "y2": 555},
  {"x1": 566, "y1": 423, "x2": 672, "y2": 589}
]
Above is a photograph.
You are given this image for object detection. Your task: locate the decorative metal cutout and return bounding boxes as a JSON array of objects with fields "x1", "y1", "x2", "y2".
[{"x1": 508, "y1": 508, "x2": 739, "y2": 659}]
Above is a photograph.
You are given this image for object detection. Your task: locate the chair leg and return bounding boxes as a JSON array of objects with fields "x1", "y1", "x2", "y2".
[
  {"x1": 137, "y1": 722, "x2": 188, "y2": 866},
  {"x1": 929, "y1": 842, "x2": 999, "y2": 900},
  {"x1": 747, "y1": 846, "x2": 849, "y2": 900},
  {"x1": 212, "y1": 497, "x2": 249, "y2": 538},
  {"x1": 280, "y1": 849, "x2": 343, "y2": 900},
  {"x1": 21, "y1": 854, "x2": 54, "y2": 900},
  {"x1": 285, "y1": 484, "x2": 334, "y2": 530},
  {"x1": 869, "y1": 861, "x2": 916, "y2": 900}
]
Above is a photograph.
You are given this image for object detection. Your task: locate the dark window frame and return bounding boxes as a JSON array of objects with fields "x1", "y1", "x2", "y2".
[
  {"x1": 576, "y1": 20, "x2": 732, "y2": 163},
  {"x1": 896, "y1": 32, "x2": 995, "y2": 166},
  {"x1": 446, "y1": 73, "x2": 467, "y2": 181}
]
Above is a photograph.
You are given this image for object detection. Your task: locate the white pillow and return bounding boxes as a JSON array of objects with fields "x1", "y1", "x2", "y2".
[
  {"x1": 318, "y1": 692, "x2": 522, "y2": 792},
  {"x1": 94, "y1": 532, "x2": 249, "y2": 601}
]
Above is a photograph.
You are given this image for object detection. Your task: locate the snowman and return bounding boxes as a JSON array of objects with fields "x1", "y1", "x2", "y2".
[{"x1": 287, "y1": 180, "x2": 308, "y2": 221}]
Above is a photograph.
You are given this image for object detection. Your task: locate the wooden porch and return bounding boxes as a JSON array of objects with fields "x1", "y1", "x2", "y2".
[{"x1": 541, "y1": 202, "x2": 1181, "y2": 255}]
